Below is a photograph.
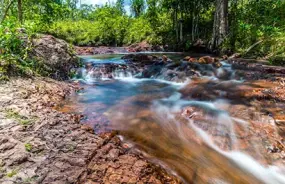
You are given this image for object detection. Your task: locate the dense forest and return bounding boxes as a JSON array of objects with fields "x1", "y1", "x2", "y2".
[{"x1": 0, "y1": 0, "x2": 285, "y2": 79}]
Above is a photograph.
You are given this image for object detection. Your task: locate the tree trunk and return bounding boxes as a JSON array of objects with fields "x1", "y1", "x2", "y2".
[
  {"x1": 179, "y1": 20, "x2": 183, "y2": 42},
  {"x1": 175, "y1": 9, "x2": 179, "y2": 43},
  {"x1": 211, "y1": 0, "x2": 229, "y2": 51},
  {"x1": 229, "y1": 0, "x2": 238, "y2": 51},
  {"x1": 18, "y1": 0, "x2": 23, "y2": 24},
  {"x1": 192, "y1": 12, "x2": 195, "y2": 42}
]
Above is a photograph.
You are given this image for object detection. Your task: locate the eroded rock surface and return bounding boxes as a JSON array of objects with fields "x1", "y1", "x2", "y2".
[{"x1": 0, "y1": 78, "x2": 180, "y2": 184}]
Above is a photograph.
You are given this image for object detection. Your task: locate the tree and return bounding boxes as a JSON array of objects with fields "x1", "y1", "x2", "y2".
[
  {"x1": 66, "y1": 0, "x2": 79, "y2": 19},
  {"x1": 146, "y1": 0, "x2": 158, "y2": 27},
  {"x1": 116, "y1": 0, "x2": 125, "y2": 15},
  {"x1": 18, "y1": 0, "x2": 23, "y2": 24},
  {"x1": 131, "y1": 0, "x2": 145, "y2": 17},
  {"x1": 211, "y1": 0, "x2": 229, "y2": 50}
]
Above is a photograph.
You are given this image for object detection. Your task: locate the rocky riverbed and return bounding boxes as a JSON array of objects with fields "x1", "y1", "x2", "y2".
[
  {"x1": 0, "y1": 77, "x2": 180, "y2": 184},
  {"x1": 71, "y1": 53, "x2": 285, "y2": 183}
]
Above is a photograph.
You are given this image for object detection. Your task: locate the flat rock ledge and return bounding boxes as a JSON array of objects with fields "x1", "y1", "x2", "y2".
[{"x1": 0, "y1": 77, "x2": 180, "y2": 184}]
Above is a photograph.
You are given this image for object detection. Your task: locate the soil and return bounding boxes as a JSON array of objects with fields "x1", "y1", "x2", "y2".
[{"x1": 0, "y1": 77, "x2": 180, "y2": 184}]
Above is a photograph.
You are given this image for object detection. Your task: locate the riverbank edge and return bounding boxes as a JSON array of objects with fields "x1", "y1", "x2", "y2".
[{"x1": 0, "y1": 77, "x2": 181, "y2": 184}]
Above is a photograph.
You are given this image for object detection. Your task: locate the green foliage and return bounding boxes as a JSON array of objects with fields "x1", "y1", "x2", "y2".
[
  {"x1": 131, "y1": 0, "x2": 145, "y2": 17},
  {"x1": 5, "y1": 109, "x2": 35, "y2": 126},
  {"x1": 0, "y1": 18, "x2": 41, "y2": 78},
  {"x1": 6, "y1": 170, "x2": 17, "y2": 178},
  {"x1": 124, "y1": 17, "x2": 153, "y2": 44},
  {"x1": 219, "y1": 0, "x2": 285, "y2": 63},
  {"x1": 48, "y1": 5, "x2": 156, "y2": 46},
  {"x1": 1, "y1": 0, "x2": 284, "y2": 66},
  {"x1": 25, "y1": 143, "x2": 33, "y2": 152},
  {"x1": 116, "y1": 0, "x2": 125, "y2": 15}
]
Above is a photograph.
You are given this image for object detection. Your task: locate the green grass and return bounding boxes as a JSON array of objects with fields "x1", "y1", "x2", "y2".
[
  {"x1": 25, "y1": 143, "x2": 33, "y2": 152},
  {"x1": 5, "y1": 110, "x2": 35, "y2": 126},
  {"x1": 6, "y1": 170, "x2": 17, "y2": 178}
]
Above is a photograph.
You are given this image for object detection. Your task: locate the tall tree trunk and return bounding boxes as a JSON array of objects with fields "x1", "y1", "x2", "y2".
[
  {"x1": 18, "y1": 0, "x2": 23, "y2": 24},
  {"x1": 179, "y1": 19, "x2": 183, "y2": 42},
  {"x1": 211, "y1": 0, "x2": 229, "y2": 51},
  {"x1": 175, "y1": 9, "x2": 179, "y2": 43},
  {"x1": 229, "y1": 0, "x2": 238, "y2": 51}
]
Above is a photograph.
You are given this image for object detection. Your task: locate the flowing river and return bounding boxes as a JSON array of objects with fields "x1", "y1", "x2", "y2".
[{"x1": 60, "y1": 53, "x2": 285, "y2": 183}]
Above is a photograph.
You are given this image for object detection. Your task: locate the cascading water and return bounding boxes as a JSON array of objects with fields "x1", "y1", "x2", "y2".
[{"x1": 65, "y1": 53, "x2": 285, "y2": 183}]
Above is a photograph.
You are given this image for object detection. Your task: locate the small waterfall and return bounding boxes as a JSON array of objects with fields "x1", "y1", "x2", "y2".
[
  {"x1": 75, "y1": 55, "x2": 237, "y2": 84},
  {"x1": 75, "y1": 63, "x2": 138, "y2": 83}
]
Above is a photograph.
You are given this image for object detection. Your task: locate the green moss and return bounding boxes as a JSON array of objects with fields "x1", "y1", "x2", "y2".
[
  {"x1": 5, "y1": 110, "x2": 23, "y2": 119},
  {"x1": 5, "y1": 110, "x2": 35, "y2": 126},
  {"x1": 23, "y1": 175, "x2": 39, "y2": 183},
  {"x1": 6, "y1": 170, "x2": 17, "y2": 178},
  {"x1": 0, "y1": 75, "x2": 9, "y2": 81},
  {"x1": 0, "y1": 167, "x2": 5, "y2": 174},
  {"x1": 25, "y1": 143, "x2": 33, "y2": 152}
]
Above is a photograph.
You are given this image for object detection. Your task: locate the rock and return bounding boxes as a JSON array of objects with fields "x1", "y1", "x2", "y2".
[
  {"x1": 30, "y1": 35, "x2": 80, "y2": 80},
  {"x1": 7, "y1": 153, "x2": 29, "y2": 166},
  {"x1": 81, "y1": 124, "x2": 94, "y2": 134},
  {"x1": 183, "y1": 56, "x2": 191, "y2": 61},
  {"x1": 198, "y1": 56, "x2": 218, "y2": 64},
  {"x1": 212, "y1": 61, "x2": 222, "y2": 68},
  {"x1": 127, "y1": 41, "x2": 151, "y2": 52},
  {"x1": 183, "y1": 56, "x2": 198, "y2": 62},
  {"x1": 107, "y1": 148, "x2": 120, "y2": 159},
  {"x1": 197, "y1": 56, "x2": 222, "y2": 68},
  {"x1": 189, "y1": 58, "x2": 198, "y2": 63},
  {"x1": 222, "y1": 55, "x2": 229, "y2": 60},
  {"x1": 162, "y1": 55, "x2": 168, "y2": 62},
  {"x1": 229, "y1": 53, "x2": 241, "y2": 59}
]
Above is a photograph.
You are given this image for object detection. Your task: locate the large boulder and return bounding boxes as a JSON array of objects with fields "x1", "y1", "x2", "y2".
[{"x1": 31, "y1": 35, "x2": 80, "y2": 80}]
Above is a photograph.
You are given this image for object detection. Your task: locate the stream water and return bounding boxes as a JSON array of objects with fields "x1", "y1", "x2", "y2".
[{"x1": 61, "y1": 54, "x2": 285, "y2": 183}]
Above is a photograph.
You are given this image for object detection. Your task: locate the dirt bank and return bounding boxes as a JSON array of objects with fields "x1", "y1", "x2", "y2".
[{"x1": 0, "y1": 77, "x2": 180, "y2": 184}]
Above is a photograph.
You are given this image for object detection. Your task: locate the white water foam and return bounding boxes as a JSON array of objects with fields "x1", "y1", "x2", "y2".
[
  {"x1": 189, "y1": 121, "x2": 285, "y2": 184},
  {"x1": 152, "y1": 93, "x2": 285, "y2": 183}
]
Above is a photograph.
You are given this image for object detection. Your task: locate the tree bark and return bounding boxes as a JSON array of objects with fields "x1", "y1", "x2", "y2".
[
  {"x1": 211, "y1": 0, "x2": 229, "y2": 51},
  {"x1": 18, "y1": 0, "x2": 23, "y2": 24},
  {"x1": 229, "y1": 0, "x2": 238, "y2": 51}
]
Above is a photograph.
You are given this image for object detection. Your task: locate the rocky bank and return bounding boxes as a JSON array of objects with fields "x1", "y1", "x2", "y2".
[{"x1": 0, "y1": 36, "x2": 180, "y2": 184}]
